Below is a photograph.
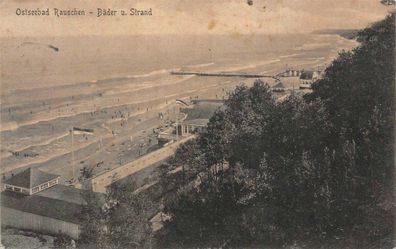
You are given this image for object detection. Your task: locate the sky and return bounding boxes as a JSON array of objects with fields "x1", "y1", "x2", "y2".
[{"x1": 0, "y1": 0, "x2": 393, "y2": 37}]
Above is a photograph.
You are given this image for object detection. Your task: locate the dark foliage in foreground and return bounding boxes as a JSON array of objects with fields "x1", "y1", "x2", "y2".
[
  {"x1": 158, "y1": 13, "x2": 395, "y2": 248},
  {"x1": 78, "y1": 183, "x2": 154, "y2": 249},
  {"x1": 77, "y1": 13, "x2": 395, "y2": 249}
]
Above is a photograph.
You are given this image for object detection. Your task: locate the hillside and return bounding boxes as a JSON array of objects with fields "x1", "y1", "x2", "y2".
[{"x1": 312, "y1": 29, "x2": 360, "y2": 39}]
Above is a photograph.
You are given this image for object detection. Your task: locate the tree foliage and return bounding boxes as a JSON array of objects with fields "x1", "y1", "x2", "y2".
[
  {"x1": 79, "y1": 182, "x2": 154, "y2": 249},
  {"x1": 77, "y1": 13, "x2": 395, "y2": 249},
  {"x1": 160, "y1": 13, "x2": 395, "y2": 248}
]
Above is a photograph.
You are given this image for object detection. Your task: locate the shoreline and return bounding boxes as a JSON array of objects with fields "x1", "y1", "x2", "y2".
[{"x1": 1, "y1": 34, "x2": 358, "y2": 180}]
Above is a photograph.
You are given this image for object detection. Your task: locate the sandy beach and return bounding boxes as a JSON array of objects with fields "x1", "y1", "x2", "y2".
[{"x1": 0, "y1": 34, "x2": 357, "y2": 184}]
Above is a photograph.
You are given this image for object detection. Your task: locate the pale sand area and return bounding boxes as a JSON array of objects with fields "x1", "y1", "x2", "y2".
[{"x1": 2, "y1": 75, "x2": 256, "y2": 183}]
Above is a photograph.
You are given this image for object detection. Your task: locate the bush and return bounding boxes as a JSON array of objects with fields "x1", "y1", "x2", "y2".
[{"x1": 161, "y1": 13, "x2": 395, "y2": 248}]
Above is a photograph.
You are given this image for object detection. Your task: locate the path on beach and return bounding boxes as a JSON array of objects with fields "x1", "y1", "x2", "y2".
[{"x1": 87, "y1": 135, "x2": 196, "y2": 193}]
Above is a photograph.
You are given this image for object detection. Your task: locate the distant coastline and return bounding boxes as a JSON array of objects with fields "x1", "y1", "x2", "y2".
[{"x1": 312, "y1": 29, "x2": 359, "y2": 40}]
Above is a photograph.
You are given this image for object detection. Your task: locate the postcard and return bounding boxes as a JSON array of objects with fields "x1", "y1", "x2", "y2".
[{"x1": 0, "y1": 1, "x2": 394, "y2": 248}]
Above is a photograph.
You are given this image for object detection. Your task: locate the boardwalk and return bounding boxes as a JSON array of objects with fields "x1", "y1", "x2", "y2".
[
  {"x1": 85, "y1": 135, "x2": 196, "y2": 193},
  {"x1": 170, "y1": 71, "x2": 278, "y2": 79}
]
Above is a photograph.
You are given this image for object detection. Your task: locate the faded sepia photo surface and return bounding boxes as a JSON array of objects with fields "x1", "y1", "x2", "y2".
[{"x1": 0, "y1": 1, "x2": 395, "y2": 248}]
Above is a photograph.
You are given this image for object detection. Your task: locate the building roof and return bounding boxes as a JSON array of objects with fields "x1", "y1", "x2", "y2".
[
  {"x1": 1, "y1": 191, "x2": 82, "y2": 224},
  {"x1": 35, "y1": 184, "x2": 87, "y2": 205},
  {"x1": 1, "y1": 185, "x2": 105, "y2": 224},
  {"x1": 4, "y1": 168, "x2": 59, "y2": 189}
]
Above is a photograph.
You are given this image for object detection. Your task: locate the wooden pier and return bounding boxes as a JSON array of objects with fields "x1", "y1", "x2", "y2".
[{"x1": 171, "y1": 71, "x2": 278, "y2": 79}]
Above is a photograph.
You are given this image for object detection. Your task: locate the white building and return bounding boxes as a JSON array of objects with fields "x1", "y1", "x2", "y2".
[
  {"x1": 1, "y1": 167, "x2": 103, "y2": 239},
  {"x1": 179, "y1": 119, "x2": 209, "y2": 136},
  {"x1": 3, "y1": 168, "x2": 59, "y2": 195},
  {"x1": 299, "y1": 70, "x2": 323, "y2": 89}
]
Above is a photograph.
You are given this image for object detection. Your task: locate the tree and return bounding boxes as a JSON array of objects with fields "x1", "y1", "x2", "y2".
[
  {"x1": 78, "y1": 190, "x2": 108, "y2": 248},
  {"x1": 305, "y1": 12, "x2": 395, "y2": 243},
  {"x1": 79, "y1": 166, "x2": 94, "y2": 181},
  {"x1": 157, "y1": 12, "x2": 395, "y2": 249},
  {"x1": 79, "y1": 182, "x2": 154, "y2": 249},
  {"x1": 380, "y1": 0, "x2": 395, "y2": 5},
  {"x1": 105, "y1": 182, "x2": 154, "y2": 249},
  {"x1": 306, "y1": 12, "x2": 394, "y2": 203}
]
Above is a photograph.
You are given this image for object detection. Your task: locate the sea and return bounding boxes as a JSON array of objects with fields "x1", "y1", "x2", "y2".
[{"x1": 0, "y1": 34, "x2": 357, "y2": 176}]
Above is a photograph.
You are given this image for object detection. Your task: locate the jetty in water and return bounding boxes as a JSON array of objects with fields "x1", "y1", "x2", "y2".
[{"x1": 171, "y1": 71, "x2": 278, "y2": 79}]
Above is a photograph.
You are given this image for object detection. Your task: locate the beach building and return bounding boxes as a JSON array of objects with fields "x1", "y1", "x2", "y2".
[
  {"x1": 299, "y1": 70, "x2": 323, "y2": 89},
  {"x1": 3, "y1": 168, "x2": 60, "y2": 195},
  {"x1": 1, "y1": 168, "x2": 99, "y2": 239},
  {"x1": 179, "y1": 119, "x2": 209, "y2": 136},
  {"x1": 284, "y1": 69, "x2": 302, "y2": 77}
]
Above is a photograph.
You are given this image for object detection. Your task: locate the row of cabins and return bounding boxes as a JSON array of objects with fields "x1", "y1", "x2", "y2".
[
  {"x1": 282, "y1": 69, "x2": 303, "y2": 77},
  {"x1": 282, "y1": 69, "x2": 322, "y2": 77},
  {"x1": 273, "y1": 70, "x2": 324, "y2": 91}
]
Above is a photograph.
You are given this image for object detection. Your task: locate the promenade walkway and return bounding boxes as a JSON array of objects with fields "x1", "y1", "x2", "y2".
[{"x1": 85, "y1": 135, "x2": 196, "y2": 193}]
